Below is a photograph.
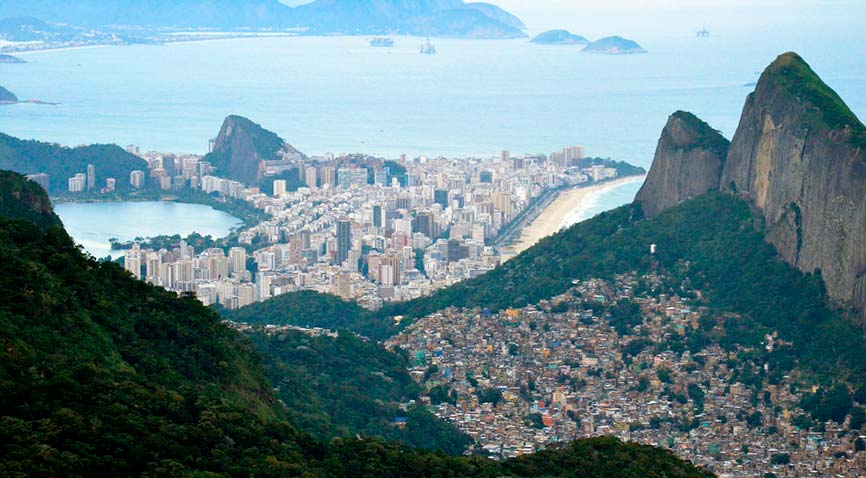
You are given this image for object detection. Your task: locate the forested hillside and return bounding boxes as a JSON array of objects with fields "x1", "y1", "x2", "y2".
[{"x1": 0, "y1": 169, "x2": 712, "y2": 476}]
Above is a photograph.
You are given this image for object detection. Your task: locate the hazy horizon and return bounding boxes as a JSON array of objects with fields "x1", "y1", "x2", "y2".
[{"x1": 277, "y1": 0, "x2": 866, "y2": 39}]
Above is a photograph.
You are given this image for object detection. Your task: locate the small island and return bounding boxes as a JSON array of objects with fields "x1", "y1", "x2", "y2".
[
  {"x1": 0, "y1": 85, "x2": 18, "y2": 104},
  {"x1": 0, "y1": 54, "x2": 26, "y2": 64},
  {"x1": 582, "y1": 36, "x2": 646, "y2": 55},
  {"x1": 530, "y1": 29, "x2": 589, "y2": 45}
]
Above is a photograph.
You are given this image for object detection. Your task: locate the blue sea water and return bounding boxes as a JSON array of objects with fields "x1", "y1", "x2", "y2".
[
  {"x1": 2, "y1": 32, "x2": 864, "y2": 168},
  {"x1": 2, "y1": 20, "x2": 865, "y2": 246}
]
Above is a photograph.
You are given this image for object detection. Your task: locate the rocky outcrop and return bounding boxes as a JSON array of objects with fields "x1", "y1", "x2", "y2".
[
  {"x1": 204, "y1": 115, "x2": 305, "y2": 186},
  {"x1": 638, "y1": 52, "x2": 866, "y2": 316},
  {"x1": 721, "y1": 52, "x2": 866, "y2": 316},
  {"x1": 635, "y1": 111, "x2": 729, "y2": 217},
  {"x1": 0, "y1": 170, "x2": 62, "y2": 229}
]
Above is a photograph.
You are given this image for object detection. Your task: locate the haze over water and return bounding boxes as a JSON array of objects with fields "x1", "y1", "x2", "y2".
[{"x1": 1, "y1": 0, "x2": 864, "y2": 172}]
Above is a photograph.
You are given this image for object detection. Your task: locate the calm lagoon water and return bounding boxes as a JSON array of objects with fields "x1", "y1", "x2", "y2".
[{"x1": 54, "y1": 201, "x2": 243, "y2": 259}]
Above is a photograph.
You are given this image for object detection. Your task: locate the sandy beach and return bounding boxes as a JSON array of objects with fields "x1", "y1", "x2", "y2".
[{"x1": 507, "y1": 176, "x2": 645, "y2": 254}]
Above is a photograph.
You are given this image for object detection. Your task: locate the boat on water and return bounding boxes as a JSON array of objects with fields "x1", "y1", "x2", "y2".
[
  {"x1": 420, "y1": 38, "x2": 436, "y2": 54},
  {"x1": 370, "y1": 37, "x2": 395, "y2": 47},
  {"x1": 697, "y1": 27, "x2": 710, "y2": 37}
]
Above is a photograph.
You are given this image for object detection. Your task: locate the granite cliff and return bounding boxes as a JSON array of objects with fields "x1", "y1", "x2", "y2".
[
  {"x1": 721, "y1": 52, "x2": 866, "y2": 317},
  {"x1": 203, "y1": 115, "x2": 305, "y2": 187},
  {"x1": 637, "y1": 52, "x2": 866, "y2": 317},
  {"x1": 635, "y1": 111, "x2": 729, "y2": 217}
]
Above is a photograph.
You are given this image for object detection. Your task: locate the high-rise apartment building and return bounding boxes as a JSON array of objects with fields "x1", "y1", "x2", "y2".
[
  {"x1": 272, "y1": 179, "x2": 287, "y2": 197},
  {"x1": 229, "y1": 247, "x2": 247, "y2": 276},
  {"x1": 336, "y1": 218, "x2": 352, "y2": 266},
  {"x1": 68, "y1": 173, "x2": 86, "y2": 193},
  {"x1": 86, "y1": 164, "x2": 96, "y2": 190},
  {"x1": 125, "y1": 243, "x2": 142, "y2": 280},
  {"x1": 564, "y1": 145, "x2": 585, "y2": 165},
  {"x1": 130, "y1": 170, "x2": 145, "y2": 189}
]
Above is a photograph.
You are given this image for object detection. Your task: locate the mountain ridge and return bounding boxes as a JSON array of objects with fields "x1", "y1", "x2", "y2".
[
  {"x1": 635, "y1": 52, "x2": 866, "y2": 318},
  {"x1": 635, "y1": 111, "x2": 729, "y2": 217},
  {"x1": 0, "y1": 0, "x2": 526, "y2": 38}
]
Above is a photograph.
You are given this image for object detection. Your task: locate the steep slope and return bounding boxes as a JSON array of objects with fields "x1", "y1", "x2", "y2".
[
  {"x1": 249, "y1": 329, "x2": 472, "y2": 454},
  {"x1": 0, "y1": 171, "x2": 316, "y2": 476},
  {"x1": 0, "y1": 168, "x2": 711, "y2": 478},
  {"x1": 635, "y1": 111, "x2": 729, "y2": 217},
  {"x1": 0, "y1": 133, "x2": 147, "y2": 194},
  {"x1": 203, "y1": 115, "x2": 305, "y2": 187},
  {"x1": 0, "y1": 85, "x2": 18, "y2": 103},
  {"x1": 0, "y1": 170, "x2": 61, "y2": 229},
  {"x1": 463, "y1": 2, "x2": 525, "y2": 30},
  {"x1": 721, "y1": 52, "x2": 866, "y2": 317}
]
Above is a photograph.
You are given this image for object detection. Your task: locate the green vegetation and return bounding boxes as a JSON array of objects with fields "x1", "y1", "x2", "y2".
[
  {"x1": 383, "y1": 192, "x2": 866, "y2": 393},
  {"x1": 228, "y1": 189, "x2": 866, "y2": 426},
  {"x1": 0, "y1": 179, "x2": 304, "y2": 475},
  {"x1": 503, "y1": 436, "x2": 713, "y2": 478},
  {"x1": 670, "y1": 110, "x2": 731, "y2": 157},
  {"x1": 577, "y1": 156, "x2": 647, "y2": 177},
  {"x1": 224, "y1": 290, "x2": 372, "y2": 331},
  {"x1": 0, "y1": 171, "x2": 61, "y2": 229},
  {"x1": 261, "y1": 168, "x2": 306, "y2": 194},
  {"x1": 249, "y1": 329, "x2": 471, "y2": 454},
  {"x1": 384, "y1": 160, "x2": 408, "y2": 187},
  {"x1": 0, "y1": 132, "x2": 147, "y2": 194},
  {"x1": 764, "y1": 52, "x2": 866, "y2": 152},
  {"x1": 0, "y1": 168, "x2": 711, "y2": 478}
]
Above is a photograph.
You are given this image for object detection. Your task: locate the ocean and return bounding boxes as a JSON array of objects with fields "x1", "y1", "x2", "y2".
[
  {"x1": 2, "y1": 20, "x2": 864, "y2": 245},
  {"x1": 2, "y1": 31, "x2": 864, "y2": 168}
]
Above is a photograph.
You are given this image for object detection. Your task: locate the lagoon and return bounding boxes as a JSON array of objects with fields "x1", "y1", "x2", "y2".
[{"x1": 55, "y1": 201, "x2": 243, "y2": 259}]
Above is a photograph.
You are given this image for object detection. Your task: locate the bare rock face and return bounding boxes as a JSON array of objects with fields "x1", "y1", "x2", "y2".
[
  {"x1": 204, "y1": 115, "x2": 304, "y2": 186},
  {"x1": 721, "y1": 52, "x2": 866, "y2": 316},
  {"x1": 635, "y1": 111, "x2": 729, "y2": 218}
]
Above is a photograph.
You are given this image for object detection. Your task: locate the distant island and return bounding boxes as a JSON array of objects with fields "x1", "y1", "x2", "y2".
[
  {"x1": 0, "y1": 85, "x2": 17, "y2": 103},
  {"x1": 0, "y1": 53, "x2": 25, "y2": 63},
  {"x1": 530, "y1": 29, "x2": 588, "y2": 45},
  {"x1": 582, "y1": 36, "x2": 646, "y2": 55}
]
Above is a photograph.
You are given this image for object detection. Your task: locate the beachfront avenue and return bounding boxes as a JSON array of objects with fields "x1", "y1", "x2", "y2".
[{"x1": 118, "y1": 147, "x2": 635, "y2": 311}]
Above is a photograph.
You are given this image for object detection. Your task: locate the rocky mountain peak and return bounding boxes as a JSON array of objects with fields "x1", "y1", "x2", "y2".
[{"x1": 634, "y1": 111, "x2": 729, "y2": 218}]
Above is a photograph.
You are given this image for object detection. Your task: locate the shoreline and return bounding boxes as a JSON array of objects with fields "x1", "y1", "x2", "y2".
[{"x1": 506, "y1": 175, "x2": 645, "y2": 255}]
